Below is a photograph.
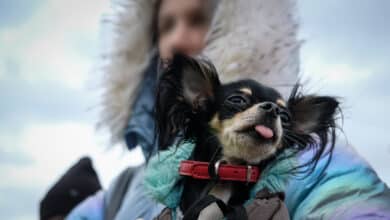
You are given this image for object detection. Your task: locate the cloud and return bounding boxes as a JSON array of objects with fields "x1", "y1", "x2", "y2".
[
  {"x1": 300, "y1": 53, "x2": 374, "y2": 87},
  {"x1": 0, "y1": 122, "x2": 144, "y2": 188},
  {"x1": 0, "y1": 75, "x2": 98, "y2": 131},
  {"x1": 0, "y1": 0, "x2": 42, "y2": 28},
  {"x1": 298, "y1": 0, "x2": 390, "y2": 42},
  {"x1": 0, "y1": 149, "x2": 33, "y2": 167},
  {"x1": 0, "y1": 0, "x2": 110, "y2": 89},
  {"x1": 298, "y1": 0, "x2": 390, "y2": 79},
  {"x1": 0, "y1": 185, "x2": 40, "y2": 220}
]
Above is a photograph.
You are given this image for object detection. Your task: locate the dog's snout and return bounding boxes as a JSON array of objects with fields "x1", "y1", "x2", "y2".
[{"x1": 259, "y1": 102, "x2": 280, "y2": 118}]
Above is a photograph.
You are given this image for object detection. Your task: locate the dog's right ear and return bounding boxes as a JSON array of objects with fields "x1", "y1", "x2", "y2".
[
  {"x1": 155, "y1": 54, "x2": 221, "y2": 149},
  {"x1": 174, "y1": 54, "x2": 220, "y2": 113}
]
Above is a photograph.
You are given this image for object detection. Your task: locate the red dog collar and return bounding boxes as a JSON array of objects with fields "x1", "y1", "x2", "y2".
[{"x1": 179, "y1": 160, "x2": 260, "y2": 183}]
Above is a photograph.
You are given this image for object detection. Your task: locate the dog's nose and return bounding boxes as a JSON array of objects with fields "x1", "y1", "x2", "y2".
[{"x1": 259, "y1": 102, "x2": 280, "y2": 118}]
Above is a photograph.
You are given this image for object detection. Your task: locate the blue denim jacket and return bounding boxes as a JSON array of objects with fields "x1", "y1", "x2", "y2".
[{"x1": 124, "y1": 55, "x2": 159, "y2": 158}]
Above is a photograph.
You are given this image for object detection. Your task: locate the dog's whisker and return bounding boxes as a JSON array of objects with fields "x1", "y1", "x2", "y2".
[
  {"x1": 283, "y1": 130, "x2": 309, "y2": 145},
  {"x1": 283, "y1": 134, "x2": 307, "y2": 148}
]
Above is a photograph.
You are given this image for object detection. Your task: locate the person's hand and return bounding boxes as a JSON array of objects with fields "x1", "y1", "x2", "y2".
[
  {"x1": 245, "y1": 189, "x2": 289, "y2": 220},
  {"x1": 196, "y1": 189, "x2": 290, "y2": 220}
]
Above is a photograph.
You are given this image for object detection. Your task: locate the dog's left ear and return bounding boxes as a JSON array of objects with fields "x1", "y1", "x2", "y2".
[{"x1": 288, "y1": 94, "x2": 339, "y2": 135}]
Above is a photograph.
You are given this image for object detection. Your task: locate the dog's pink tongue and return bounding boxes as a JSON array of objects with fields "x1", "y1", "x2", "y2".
[{"x1": 255, "y1": 125, "x2": 274, "y2": 139}]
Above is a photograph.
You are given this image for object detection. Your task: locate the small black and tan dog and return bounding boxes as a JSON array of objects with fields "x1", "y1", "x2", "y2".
[{"x1": 155, "y1": 54, "x2": 340, "y2": 219}]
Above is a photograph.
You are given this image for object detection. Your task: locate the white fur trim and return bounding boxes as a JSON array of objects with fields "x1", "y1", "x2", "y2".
[
  {"x1": 97, "y1": 0, "x2": 156, "y2": 144},
  {"x1": 204, "y1": 0, "x2": 300, "y2": 96}
]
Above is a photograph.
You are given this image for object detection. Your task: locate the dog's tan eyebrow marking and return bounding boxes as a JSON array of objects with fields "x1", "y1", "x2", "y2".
[
  {"x1": 239, "y1": 88, "x2": 252, "y2": 95},
  {"x1": 209, "y1": 113, "x2": 221, "y2": 131},
  {"x1": 276, "y1": 99, "x2": 286, "y2": 107}
]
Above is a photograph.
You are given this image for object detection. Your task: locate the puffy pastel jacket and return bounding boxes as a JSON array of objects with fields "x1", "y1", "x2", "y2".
[
  {"x1": 285, "y1": 141, "x2": 390, "y2": 219},
  {"x1": 66, "y1": 140, "x2": 390, "y2": 220}
]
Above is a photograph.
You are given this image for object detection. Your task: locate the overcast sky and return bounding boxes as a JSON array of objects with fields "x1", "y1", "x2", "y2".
[{"x1": 0, "y1": 1, "x2": 389, "y2": 219}]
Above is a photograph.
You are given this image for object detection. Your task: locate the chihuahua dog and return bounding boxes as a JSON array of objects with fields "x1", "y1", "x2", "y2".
[{"x1": 155, "y1": 54, "x2": 339, "y2": 219}]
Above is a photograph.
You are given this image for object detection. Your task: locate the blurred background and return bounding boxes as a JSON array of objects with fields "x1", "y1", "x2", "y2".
[{"x1": 0, "y1": 0, "x2": 389, "y2": 219}]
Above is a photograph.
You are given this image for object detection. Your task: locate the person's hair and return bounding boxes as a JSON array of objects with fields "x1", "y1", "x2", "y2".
[{"x1": 151, "y1": 0, "x2": 163, "y2": 45}]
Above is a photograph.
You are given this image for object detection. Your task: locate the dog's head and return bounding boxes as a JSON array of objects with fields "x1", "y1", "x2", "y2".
[{"x1": 156, "y1": 54, "x2": 340, "y2": 165}]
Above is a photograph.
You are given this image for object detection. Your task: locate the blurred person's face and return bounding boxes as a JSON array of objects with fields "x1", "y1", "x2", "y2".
[{"x1": 157, "y1": 0, "x2": 211, "y2": 59}]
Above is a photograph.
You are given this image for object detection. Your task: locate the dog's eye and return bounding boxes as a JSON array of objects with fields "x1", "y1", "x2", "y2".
[
  {"x1": 280, "y1": 111, "x2": 291, "y2": 125},
  {"x1": 226, "y1": 95, "x2": 249, "y2": 107}
]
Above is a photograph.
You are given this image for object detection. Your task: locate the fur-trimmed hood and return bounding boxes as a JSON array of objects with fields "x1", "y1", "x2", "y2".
[{"x1": 98, "y1": 0, "x2": 300, "y2": 145}]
